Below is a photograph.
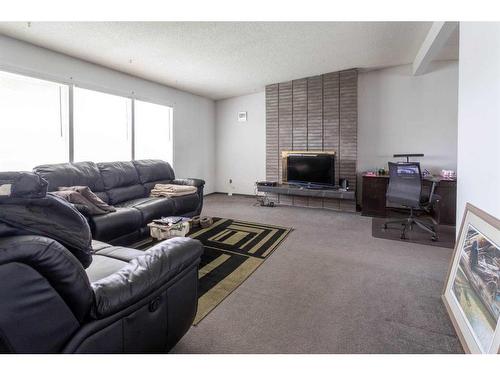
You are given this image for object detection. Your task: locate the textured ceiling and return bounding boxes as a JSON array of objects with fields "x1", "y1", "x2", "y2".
[{"x1": 0, "y1": 22, "x2": 458, "y2": 100}]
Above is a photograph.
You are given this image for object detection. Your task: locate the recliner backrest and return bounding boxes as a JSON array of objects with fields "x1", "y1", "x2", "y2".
[
  {"x1": 34, "y1": 161, "x2": 109, "y2": 203},
  {"x1": 97, "y1": 161, "x2": 145, "y2": 205},
  {"x1": 0, "y1": 235, "x2": 93, "y2": 353}
]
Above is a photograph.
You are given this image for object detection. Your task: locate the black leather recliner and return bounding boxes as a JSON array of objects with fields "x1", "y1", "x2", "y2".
[
  {"x1": 0, "y1": 235, "x2": 202, "y2": 353},
  {"x1": 33, "y1": 159, "x2": 205, "y2": 245}
]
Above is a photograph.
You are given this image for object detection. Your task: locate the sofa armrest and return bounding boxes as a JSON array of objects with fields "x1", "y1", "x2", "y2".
[
  {"x1": 171, "y1": 178, "x2": 205, "y2": 188},
  {"x1": 170, "y1": 179, "x2": 205, "y2": 216},
  {"x1": 90, "y1": 237, "x2": 203, "y2": 318}
]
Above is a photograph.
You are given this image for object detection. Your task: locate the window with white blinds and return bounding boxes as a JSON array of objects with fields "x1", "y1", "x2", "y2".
[
  {"x1": 0, "y1": 69, "x2": 174, "y2": 170},
  {"x1": 0, "y1": 70, "x2": 69, "y2": 171},
  {"x1": 134, "y1": 99, "x2": 173, "y2": 165},
  {"x1": 73, "y1": 87, "x2": 132, "y2": 162}
]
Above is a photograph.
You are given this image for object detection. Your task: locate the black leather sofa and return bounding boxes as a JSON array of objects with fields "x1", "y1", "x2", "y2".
[
  {"x1": 33, "y1": 159, "x2": 205, "y2": 245},
  {"x1": 0, "y1": 235, "x2": 202, "y2": 353},
  {"x1": 0, "y1": 163, "x2": 206, "y2": 353}
]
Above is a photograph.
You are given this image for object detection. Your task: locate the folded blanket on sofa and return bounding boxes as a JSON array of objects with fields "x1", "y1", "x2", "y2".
[
  {"x1": 53, "y1": 186, "x2": 116, "y2": 216},
  {"x1": 150, "y1": 183, "x2": 197, "y2": 198}
]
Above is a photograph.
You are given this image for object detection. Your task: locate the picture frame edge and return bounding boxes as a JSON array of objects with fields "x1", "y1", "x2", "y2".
[
  {"x1": 442, "y1": 202, "x2": 500, "y2": 296},
  {"x1": 441, "y1": 202, "x2": 500, "y2": 354},
  {"x1": 441, "y1": 294, "x2": 471, "y2": 353},
  {"x1": 441, "y1": 204, "x2": 467, "y2": 296}
]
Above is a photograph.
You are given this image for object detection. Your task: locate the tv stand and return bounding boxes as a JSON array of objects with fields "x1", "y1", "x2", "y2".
[
  {"x1": 307, "y1": 184, "x2": 338, "y2": 190},
  {"x1": 256, "y1": 183, "x2": 356, "y2": 212}
]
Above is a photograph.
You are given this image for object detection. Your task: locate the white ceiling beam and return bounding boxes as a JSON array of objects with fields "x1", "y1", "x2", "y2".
[{"x1": 413, "y1": 21, "x2": 458, "y2": 75}]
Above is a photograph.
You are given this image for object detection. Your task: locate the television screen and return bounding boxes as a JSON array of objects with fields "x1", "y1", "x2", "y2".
[{"x1": 287, "y1": 154, "x2": 335, "y2": 186}]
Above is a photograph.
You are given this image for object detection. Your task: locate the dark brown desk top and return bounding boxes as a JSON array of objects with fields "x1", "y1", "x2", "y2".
[{"x1": 362, "y1": 173, "x2": 456, "y2": 183}]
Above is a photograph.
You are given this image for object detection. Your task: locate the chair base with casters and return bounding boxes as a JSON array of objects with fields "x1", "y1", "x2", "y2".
[{"x1": 382, "y1": 206, "x2": 439, "y2": 241}]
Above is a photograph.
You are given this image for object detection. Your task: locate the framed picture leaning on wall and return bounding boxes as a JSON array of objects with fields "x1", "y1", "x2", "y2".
[{"x1": 443, "y1": 203, "x2": 500, "y2": 353}]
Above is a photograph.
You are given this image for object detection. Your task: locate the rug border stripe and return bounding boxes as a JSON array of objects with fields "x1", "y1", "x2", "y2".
[
  {"x1": 194, "y1": 256, "x2": 263, "y2": 325},
  {"x1": 193, "y1": 225, "x2": 293, "y2": 325}
]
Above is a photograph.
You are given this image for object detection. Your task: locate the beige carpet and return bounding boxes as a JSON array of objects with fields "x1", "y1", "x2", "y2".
[{"x1": 171, "y1": 194, "x2": 462, "y2": 354}]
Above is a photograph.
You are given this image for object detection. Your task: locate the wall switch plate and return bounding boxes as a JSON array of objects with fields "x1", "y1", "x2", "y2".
[{"x1": 237, "y1": 111, "x2": 247, "y2": 122}]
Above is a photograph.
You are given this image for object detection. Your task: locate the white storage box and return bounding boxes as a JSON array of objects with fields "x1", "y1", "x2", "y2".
[{"x1": 147, "y1": 221, "x2": 190, "y2": 240}]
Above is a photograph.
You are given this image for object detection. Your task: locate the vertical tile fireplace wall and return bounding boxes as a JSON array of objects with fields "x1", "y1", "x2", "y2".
[{"x1": 265, "y1": 69, "x2": 358, "y2": 211}]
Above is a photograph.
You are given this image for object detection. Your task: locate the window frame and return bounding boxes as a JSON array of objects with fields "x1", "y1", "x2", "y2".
[{"x1": 0, "y1": 68, "x2": 174, "y2": 169}]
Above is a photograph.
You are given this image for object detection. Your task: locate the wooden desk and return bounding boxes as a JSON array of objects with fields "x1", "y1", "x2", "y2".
[{"x1": 361, "y1": 174, "x2": 457, "y2": 226}]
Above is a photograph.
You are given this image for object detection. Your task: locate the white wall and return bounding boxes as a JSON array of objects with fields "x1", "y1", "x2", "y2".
[
  {"x1": 0, "y1": 35, "x2": 216, "y2": 193},
  {"x1": 358, "y1": 61, "x2": 458, "y2": 176},
  {"x1": 456, "y1": 22, "x2": 500, "y2": 222},
  {"x1": 215, "y1": 91, "x2": 266, "y2": 195},
  {"x1": 214, "y1": 62, "x2": 459, "y2": 197}
]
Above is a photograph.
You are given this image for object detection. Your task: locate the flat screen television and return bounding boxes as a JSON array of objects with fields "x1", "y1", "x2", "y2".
[{"x1": 286, "y1": 153, "x2": 335, "y2": 187}]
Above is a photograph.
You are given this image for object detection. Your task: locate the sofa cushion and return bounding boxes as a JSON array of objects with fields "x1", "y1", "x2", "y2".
[
  {"x1": 97, "y1": 161, "x2": 141, "y2": 190},
  {"x1": 171, "y1": 193, "x2": 199, "y2": 215},
  {"x1": 86, "y1": 255, "x2": 128, "y2": 284},
  {"x1": 93, "y1": 245, "x2": 145, "y2": 263},
  {"x1": 34, "y1": 162, "x2": 105, "y2": 194},
  {"x1": 132, "y1": 160, "x2": 175, "y2": 184},
  {"x1": 106, "y1": 184, "x2": 146, "y2": 205},
  {"x1": 96, "y1": 161, "x2": 145, "y2": 205},
  {"x1": 89, "y1": 207, "x2": 142, "y2": 243},
  {"x1": 91, "y1": 239, "x2": 113, "y2": 253},
  {"x1": 116, "y1": 197, "x2": 175, "y2": 225}
]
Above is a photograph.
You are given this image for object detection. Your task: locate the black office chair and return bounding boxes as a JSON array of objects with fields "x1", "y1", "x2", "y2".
[{"x1": 383, "y1": 162, "x2": 440, "y2": 241}]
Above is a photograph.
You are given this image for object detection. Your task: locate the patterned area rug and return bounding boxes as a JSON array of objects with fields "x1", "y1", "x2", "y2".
[{"x1": 188, "y1": 218, "x2": 292, "y2": 324}]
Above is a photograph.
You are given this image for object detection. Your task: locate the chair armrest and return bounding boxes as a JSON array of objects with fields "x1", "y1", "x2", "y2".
[
  {"x1": 171, "y1": 178, "x2": 205, "y2": 188},
  {"x1": 428, "y1": 178, "x2": 440, "y2": 206},
  {"x1": 90, "y1": 237, "x2": 203, "y2": 318},
  {"x1": 429, "y1": 183, "x2": 436, "y2": 204}
]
